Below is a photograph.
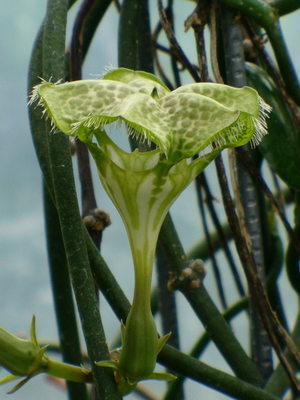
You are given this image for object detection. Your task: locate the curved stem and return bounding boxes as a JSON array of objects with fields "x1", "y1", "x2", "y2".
[
  {"x1": 44, "y1": 185, "x2": 89, "y2": 400},
  {"x1": 42, "y1": 1, "x2": 120, "y2": 398},
  {"x1": 159, "y1": 214, "x2": 264, "y2": 386},
  {"x1": 270, "y1": 0, "x2": 300, "y2": 16},
  {"x1": 159, "y1": 344, "x2": 279, "y2": 400},
  {"x1": 221, "y1": 5, "x2": 272, "y2": 381},
  {"x1": 217, "y1": 0, "x2": 300, "y2": 105},
  {"x1": 46, "y1": 359, "x2": 93, "y2": 383},
  {"x1": 265, "y1": 312, "x2": 300, "y2": 397}
]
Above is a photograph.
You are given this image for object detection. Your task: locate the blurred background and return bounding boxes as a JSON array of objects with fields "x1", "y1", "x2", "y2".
[{"x1": 0, "y1": 1, "x2": 299, "y2": 399}]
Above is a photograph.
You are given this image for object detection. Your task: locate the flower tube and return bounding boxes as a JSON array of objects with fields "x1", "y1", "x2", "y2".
[{"x1": 29, "y1": 68, "x2": 271, "y2": 394}]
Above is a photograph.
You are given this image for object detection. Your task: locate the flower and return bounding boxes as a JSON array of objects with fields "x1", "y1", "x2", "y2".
[{"x1": 29, "y1": 68, "x2": 271, "y2": 394}]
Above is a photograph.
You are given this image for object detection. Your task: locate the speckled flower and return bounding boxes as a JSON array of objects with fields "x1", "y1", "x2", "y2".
[{"x1": 29, "y1": 68, "x2": 271, "y2": 395}]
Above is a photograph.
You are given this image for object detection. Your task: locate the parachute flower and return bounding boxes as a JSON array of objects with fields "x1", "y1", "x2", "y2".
[{"x1": 29, "y1": 68, "x2": 271, "y2": 395}]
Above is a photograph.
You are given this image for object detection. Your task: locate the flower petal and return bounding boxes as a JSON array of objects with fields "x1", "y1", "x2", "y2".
[{"x1": 159, "y1": 92, "x2": 240, "y2": 161}]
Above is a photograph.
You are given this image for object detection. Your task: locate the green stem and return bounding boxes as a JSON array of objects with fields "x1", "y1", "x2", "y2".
[
  {"x1": 286, "y1": 192, "x2": 300, "y2": 294},
  {"x1": 42, "y1": 1, "x2": 120, "y2": 398},
  {"x1": 118, "y1": 0, "x2": 144, "y2": 69},
  {"x1": 159, "y1": 214, "x2": 264, "y2": 386},
  {"x1": 29, "y1": 6, "x2": 88, "y2": 400},
  {"x1": 164, "y1": 295, "x2": 249, "y2": 400},
  {"x1": 218, "y1": 0, "x2": 300, "y2": 106},
  {"x1": 45, "y1": 359, "x2": 93, "y2": 383},
  {"x1": 187, "y1": 222, "x2": 232, "y2": 260},
  {"x1": 266, "y1": 20, "x2": 300, "y2": 106},
  {"x1": 265, "y1": 312, "x2": 300, "y2": 397},
  {"x1": 28, "y1": 24, "x2": 55, "y2": 200},
  {"x1": 270, "y1": 0, "x2": 300, "y2": 16},
  {"x1": 86, "y1": 233, "x2": 132, "y2": 320},
  {"x1": 82, "y1": 229, "x2": 277, "y2": 399},
  {"x1": 159, "y1": 344, "x2": 280, "y2": 400},
  {"x1": 218, "y1": 0, "x2": 276, "y2": 29},
  {"x1": 221, "y1": 5, "x2": 272, "y2": 381},
  {"x1": 44, "y1": 184, "x2": 88, "y2": 400},
  {"x1": 81, "y1": 0, "x2": 112, "y2": 63},
  {"x1": 46, "y1": 122, "x2": 120, "y2": 400}
]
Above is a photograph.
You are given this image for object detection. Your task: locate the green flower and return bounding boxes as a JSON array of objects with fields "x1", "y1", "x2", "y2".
[{"x1": 29, "y1": 68, "x2": 271, "y2": 395}]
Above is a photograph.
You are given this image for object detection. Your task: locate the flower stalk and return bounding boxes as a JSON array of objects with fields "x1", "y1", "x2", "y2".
[{"x1": 29, "y1": 67, "x2": 271, "y2": 395}]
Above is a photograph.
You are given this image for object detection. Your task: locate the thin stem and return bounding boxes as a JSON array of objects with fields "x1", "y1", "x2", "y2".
[
  {"x1": 266, "y1": 313, "x2": 300, "y2": 397},
  {"x1": 270, "y1": 0, "x2": 300, "y2": 15},
  {"x1": 186, "y1": 222, "x2": 232, "y2": 261},
  {"x1": 217, "y1": 0, "x2": 300, "y2": 105},
  {"x1": 44, "y1": 185, "x2": 89, "y2": 400},
  {"x1": 221, "y1": 5, "x2": 272, "y2": 381},
  {"x1": 137, "y1": 0, "x2": 155, "y2": 74},
  {"x1": 200, "y1": 173, "x2": 245, "y2": 296},
  {"x1": 236, "y1": 147, "x2": 300, "y2": 255},
  {"x1": 86, "y1": 232, "x2": 132, "y2": 320},
  {"x1": 164, "y1": 295, "x2": 249, "y2": 400},
  {"x1": 194, "y1": 171, "x2": 228, "y2": 309},
  {"x1": 156, "y1": 243, "x2": 184, "y2": 400},
  {"x1": 184, "y1": 0, "x2": 210, "y2": 82},
  {"x1": 266, "y1": 20, "x2": 300, "y2": 106},
  {"x1": 118, "y1": 0, "x2": 143, "y2": 69},
  {"x1": 157, "y1": 0, "x2": 200, "y2": 82},
  {"x1": 42, "y1": 1, "x2": 120, "y2": 397},
  {"x1": 70, "y1": 0, "x2": 104, "y2": 259},
  {"x1": 79, "y1": 234, "x2": 278, "y2": 399},
  {"x1": 165, "y1": 0, "x2": 181, "y2": 88},
  {"x1": 46, "y1": 359, "x2": 93, "y2": 383},
  {"x1": 159, "y1": 214, "x2": 264, "y2": 386},
  {"x1": 29, "y1": 10, "x2": 88, "y2": 400},
  {"x1": 28, "y1": 24, "x2": 55, "y2": 200},
  {"x1": 159, "y1": 344, "x2": 280, "y2": 400},
  {"x1": 215, "y1": 154, "x2": 300, "y2": 393}
]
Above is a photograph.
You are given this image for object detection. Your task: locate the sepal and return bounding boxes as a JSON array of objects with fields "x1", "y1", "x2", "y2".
[
  {"x1": 157, "y1": 332, "x2": 172, "y2": 354},
  {"x1": 147, "y1": 371, "x2": 177, "y2": 382}
]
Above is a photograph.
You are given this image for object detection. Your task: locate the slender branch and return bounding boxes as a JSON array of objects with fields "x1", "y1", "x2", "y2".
[
  {"x1": 28, "y1": 12, "x2": 88, "y2": 400},
  {"x1": 44, "y1": 185, "x2": 89, "y2": 400},
  {"x1": 194, "y1": 171, "x2": 228, "y2": 309},
  {"x1": 187, "y1": 222, "x2": 232, "y2": 261},
  {"x1": 164, "y1": 295, "x2": 248, "y2": 400},
  {"x1": 42, "y1": 1, "x2": 120, "y2": 397},
  {"x1": 164, "y1": 0, "x2": 181, "y2": 88},
  {"x1": 155, "y1": 243, "x2": 184, "y2": 400},
  {"x1": 184, "y1": 0, "x2": 210, "y2": 82},
  {"x1": 159, "y1": 344, "x2": 280, "y2": 400},
  {"x1": 86, "y1": 233, "x2": 132, "y2": 321},
  {"x1": 83, "y1": 231, "x2": 279, "y2": 399},
  {"x1": 217, "y1": 0, "x2": 300, "y2": 105},
  {"x1": 28, "y1": 25, "x2": 55, "y2": 200},
  {"x1": 69, "y1": 0, "x2": 106, "y2": 256},
  {"x1": 266, "y1": 313, "x2": 300, "y2": 397},
  {"x1": 215, "y1": 154, "x2": 300, "y2": 393},
  {"x1": 235, "y1": 148, "x2": 300, "y2": 255},
  {"x1": 159, "y1": 214, "x2": 264, "y2": 386},
  {"x1": 270, "y1": 0, "x2": 300, "y2": 16},
  {"x1": 199, "y1": 173, "x2": 245, "y2": 296},
  {"x1": 157, "y1": 0, "x2": 200, "y2": 82},
  {"x1": 221, "y1": 5, "x2": 273, "y2": 381}
]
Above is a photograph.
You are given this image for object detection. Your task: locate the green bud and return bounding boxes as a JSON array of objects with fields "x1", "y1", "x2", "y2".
[
  {"x1": 0, "y1": 316, "x2": 46, "y2": 378},
  {"x1": 0, "y1": 316, "x2": 93, "y2": 393}
]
